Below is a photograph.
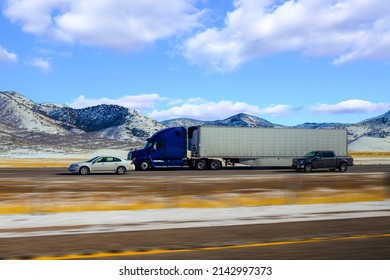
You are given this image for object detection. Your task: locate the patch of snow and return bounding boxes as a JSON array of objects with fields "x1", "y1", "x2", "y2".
[
  {"x1": 0, "y1": 148, "x2": 130, "y2": 159},
  {"x1": 349, "y1": 136, "x2": 390, "y2": 152},
  {"x1": 86, "y1": 149, "x2": 130, "y2": 159}
]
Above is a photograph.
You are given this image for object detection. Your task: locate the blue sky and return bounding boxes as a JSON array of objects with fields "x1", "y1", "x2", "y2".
[{"x1": 1, "y1": 0, "x2": 390, "y2": 125}]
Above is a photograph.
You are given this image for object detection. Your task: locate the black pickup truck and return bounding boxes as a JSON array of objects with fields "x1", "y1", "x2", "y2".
[{"x1": 292, "y1": 151, "x2": 354, "y2": 172}]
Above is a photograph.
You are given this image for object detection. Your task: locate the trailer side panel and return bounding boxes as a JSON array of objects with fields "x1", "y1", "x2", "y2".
[{"x1": 192, "y1": 126, "x2": 347, "y2": 158}]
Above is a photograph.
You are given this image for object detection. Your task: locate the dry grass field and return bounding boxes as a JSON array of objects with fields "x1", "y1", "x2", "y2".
[
  {"x1": 0, "y1": 158, "x2": 84, "y2": 168},
  {"x1": 349, "y1": 152, "x2": 390, "y2": 158}
]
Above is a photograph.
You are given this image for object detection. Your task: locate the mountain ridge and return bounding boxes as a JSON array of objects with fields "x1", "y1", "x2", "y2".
[
  {"x1": 161, "y1": 113, "x2": 277, "y2": 128},
  {"x1": 1, "y1": 91, "x2": 389, "y2": 155}
]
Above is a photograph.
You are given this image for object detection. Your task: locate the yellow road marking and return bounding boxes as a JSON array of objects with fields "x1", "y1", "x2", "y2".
[{"x1": 18, "y1": 232, "x2": 390, "y2": 260}]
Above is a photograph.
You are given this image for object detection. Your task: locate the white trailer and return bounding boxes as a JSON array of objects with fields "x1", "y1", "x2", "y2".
[{"x1": 189, "y1": 126, "x2": 348, "y2": 167}]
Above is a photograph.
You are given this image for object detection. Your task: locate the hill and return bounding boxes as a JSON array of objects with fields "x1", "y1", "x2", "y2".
[{"x1": 1, "y1": 91, "x2": 389, "y2": 156}]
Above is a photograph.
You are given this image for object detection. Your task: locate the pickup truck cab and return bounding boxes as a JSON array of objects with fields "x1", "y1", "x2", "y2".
[{"x1": 292, "y1": 151, "x2": 353, "y2": 172}]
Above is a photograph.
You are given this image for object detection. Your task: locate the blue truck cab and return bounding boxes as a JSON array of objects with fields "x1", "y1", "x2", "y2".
[{"x1": 128, "y1": 127, "x2": 188, "y2": 170}]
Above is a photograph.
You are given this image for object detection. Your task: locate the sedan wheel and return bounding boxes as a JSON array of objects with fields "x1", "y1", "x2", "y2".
[
  {"x1": 79, "y1": 166, "x2": 90, "y2": 175},
  {"x1": 116, "y1": 166, "x2": 126, "y2": 175}
]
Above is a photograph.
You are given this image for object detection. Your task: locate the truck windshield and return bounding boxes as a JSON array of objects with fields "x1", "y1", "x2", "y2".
[
  {"x1": 144, "y1": 141, "x2": 153, "y2": 149},
  {"x1": 304, "y1": 152, "x2": 317, "y2": 158}
]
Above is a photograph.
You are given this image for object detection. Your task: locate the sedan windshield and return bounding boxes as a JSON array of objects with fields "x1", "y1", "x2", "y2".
[{"x1": 87, "y1": 156, "x2": 100, "y2": 162}]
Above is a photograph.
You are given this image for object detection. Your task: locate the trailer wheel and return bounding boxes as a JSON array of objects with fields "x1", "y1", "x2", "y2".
[
  {"x1": 139, "y1": 160, "x2": 151, "y2": 171},
  {"x1": 339, "y1": 162, "x2": 348, "y2": 172},
  {"x1": 195, "y1": 159, "x2": 207, "y2": 170},
  {"x1": 304, "y1": 163, "x2": 313, "y2": 173},
  {"x1": 209, "y1": 160, "x2": 221, "y2": 170}
]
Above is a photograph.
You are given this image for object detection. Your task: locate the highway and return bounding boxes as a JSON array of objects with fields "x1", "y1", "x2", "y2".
[
  {"x1": 1, "y1": 215, "x2": 389, "y2": 260},
  {"x1": 0, "y1": 163, "x2": 389, "y2": 177},
  {"x1": 0, "y1": 165, "x2": 389, "y2": 259}
]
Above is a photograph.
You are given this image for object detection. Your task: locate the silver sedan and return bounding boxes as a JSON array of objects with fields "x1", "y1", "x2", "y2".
[{"x1": 68, "y1": 156, "x2": 135, "y2": 175}]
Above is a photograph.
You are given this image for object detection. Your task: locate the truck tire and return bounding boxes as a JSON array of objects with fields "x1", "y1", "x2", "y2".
[
  {"x1": 195, "y1": 159, "x2": 207, "y2": 170},
  {"x1": 139, "y1": 160, "x2": 151, "y2": 171},
  {"x1": 209, "y1": 160, "x2": 221, "y2": 170},
  {"x1": 304, "y1": 163, "x2": 313, "y2": 173},
  {"x1": 339, "y1": 162, "x2": 348, "y2": 172}
]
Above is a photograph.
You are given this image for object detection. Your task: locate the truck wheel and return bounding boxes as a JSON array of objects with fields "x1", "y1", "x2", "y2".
[
  {"x1": 116, "y1": 166, "x2": 126, "y2": 175},
  {"x1": 339, "y1": 162, "x2": 348, "y2": 172},
  {"x1": 195, "y1": 159, "x2": 207, "y2": 170},
  {"x1": 79, "y1": 166, "x2": 90, "y2": 175},
  {"x1": 139, "y1": 160, "x2": 151, "y2": 171},
  {"x1": 209, "y1": 160, "x2": 221, "y2": 170},
  {"x1": 304, "y1": 163, "x2": 313, "y2": 173}
]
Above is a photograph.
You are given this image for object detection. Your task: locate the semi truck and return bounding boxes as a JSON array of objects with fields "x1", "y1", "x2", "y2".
[{"x1": 128, "y1": 126, "x2": 349, "y2": 170}]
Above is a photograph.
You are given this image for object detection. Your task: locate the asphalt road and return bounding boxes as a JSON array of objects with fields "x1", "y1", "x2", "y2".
[
  {"x1": 1, "y1": 217, "x2": 389, "y2": 260},
  {"x1": 0, "y1": 164, "x2": 389, "y2": 260},
  {"x1": 0, "y1": 164, "x2": 389, "y2": 177}
]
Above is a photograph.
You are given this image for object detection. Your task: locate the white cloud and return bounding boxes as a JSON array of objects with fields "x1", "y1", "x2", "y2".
[
  {"x1": 67, "y1": 94, "x2": 294, "y2": 121},
  {"x1": 149, "y1": 99, "x2": 292, "y2": 120},
  {"x1": 310, "y1": 99, "x2": 390, "y2": 114},
  {"x1": 68, "y1": 94, "x2": 166, "y2": 111},
  {"x1": 259, "y1": 104, "x2": 293, "y2": 116},
  {"x1": 27, "y1": 57, "x2": 51, "y2": 72},
  {"x1": 3, "y1": 0, "x2": 203, "y2": 50},
  {"x1": 183, "y1": 0, "x2": 390, "y2": 71},
  {"x1": 0, "y1": 45, "x2": 18, "y2": 62}
]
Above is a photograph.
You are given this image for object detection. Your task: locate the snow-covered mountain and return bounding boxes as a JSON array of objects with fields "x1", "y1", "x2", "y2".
[
  {"x1": 0, "y1": 91, "x2": 164, "y2": 157},
  {"x1": 37, "y1": 102, "x2": 164, "y2": 139},
  {"x1": 207, "y1": 113, "x2": 277, "y2": 127},
  {"x1": 347, "y1": 111, "x2": 390, "y2": 151},
  {"x1": 160, "y1": 118, "x2": 204, "y2": 128},
  {"x1": 294, "y1": 123, "x2": 347, "y2": 129},
  {"x1": 162, "y1": 112, "x2": 390, "y2": 151},
  {"x1": 0, "y1": 91, "x2": 163, "y2": 140},
  {"x1": 92, "y1": 110, "x2": 163, "y2": 141},
  {"x1": 162, "y1": 113, "x2": 277, "y2": 128},
  {"x1": 1, "y1": 91, "x2": 389, "y2": 154},
  {"x1": 0, "y1": 91, "x2": 69, "y2": 135},
  {"x1": 293, "y1": 112, "x2": 390, "y2": 151}
]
